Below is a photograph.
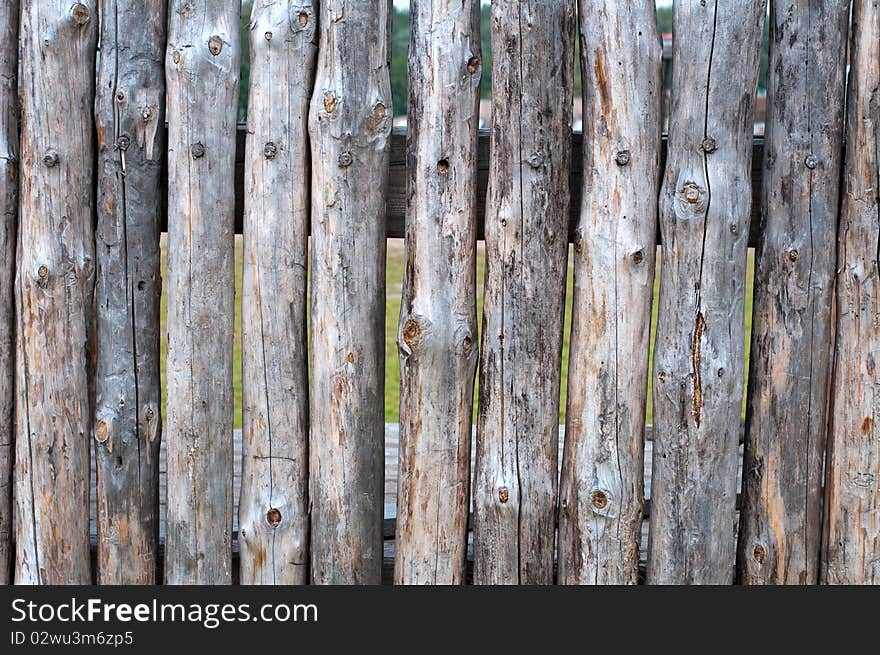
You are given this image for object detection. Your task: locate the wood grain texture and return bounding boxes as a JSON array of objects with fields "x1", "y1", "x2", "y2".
[
  {"x1": 737, "y1": 0, "x2": 849, "y2": 586},
  {"x1": 14, "y1": 0, "x2": 97, "y2": 585},
  {"x1": 239, "y1": 0, "x2": 317, "y2": 586},
  {"x1": 309, "y1": 0, "x2": 391, "y2": 585},
  {"x1": 164, "y1": 1, "x2": 240, "y2": 585},
  {"x1": 93, "y1": 0, "x2": 166, "y2": 586},
  {"x1": 648, "y1": 0, "x2": 765, "y2": 585},
  {"x1": 558, "y1": 0, "x2": 661, "y2": 585},
  {"x1": 394, "y1": 0, "x2": 481, "y2": 585},
  {"x1": 473, "y1": 0, "x2": 574, "y2": 585},
  {"x1": 0, "y1": 0, "x2": 17, "y2": 586},
  {"x1": 822, "y1": 0, "x2": 880, "y2": 585}
]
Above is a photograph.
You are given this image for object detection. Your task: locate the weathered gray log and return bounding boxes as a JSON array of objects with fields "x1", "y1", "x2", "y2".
[
  {"x1": 822, "y1": 0, "x2": 880, "y2": 585},
  {"x1": 0, "y1": 0, "x2": 17, "y2": 586},
  {"x1": 558, "y1": 0, "x2": 661, "y2": 585},
  {"x1": 474, "y1": 0, "x2": 574, "y2": 585},
  {"x1": 164, "y1": 2, "x2": 240, "y2": 585},
  {"x1": 239, "y1": 0, "x2": 317, "y2": 586},
  {"x1": 309, "y1": 0, "x2": 391, "y2": 585},
  {"x1": 93, "y1": 0, "x2": 166, "y2": 586},
  {"x1": 394, "y1": 0, "x2": 481, "y2": 585},
  {"x1": 14, "y1": 0, "x2": 97, "y2": 585},
  {"x1": 737, "y1": 0, "x2": 849, "y2": 586},
  {"x1": 648, "y1": 1, "x2": 765, "y2": 585}
]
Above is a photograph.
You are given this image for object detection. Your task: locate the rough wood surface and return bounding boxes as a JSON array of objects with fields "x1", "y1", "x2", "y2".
[
  {"x1": 474, "y1": 0, "x2": 574, "y2": 585},
  {"x1": 737, "y1": 0, "x2": 849, "y2": 586},
  {"x1": 164, "y1": 1, "x2": 240, "y2": 585},
  {"x1": 648, "y1": 1, "x2": 765, "y2": 585},
  {"x1": 239, "y1": 0, "x2": 317, "y2": 586},
  {"x1": 822, "y1": 0, "x2": 880, "y2": 585},
  {"x1": 14, "y1": 0, "x2": 98, "y2": 585},
  {"x1": 558, "y1": 0, "x2": 661, "y2": 585},
  {"x1": 93, "y1": 0, "x2": 166, "y2": 586},
  {"x1": 394, "y1": 0, "x2": 481, "y2": 586},
  {"x1": 309, "y1": 0, "x2": 392, "y2": 585},
  {"x1": 0, "y1": 0, "x2": 17, "y2": 586}
]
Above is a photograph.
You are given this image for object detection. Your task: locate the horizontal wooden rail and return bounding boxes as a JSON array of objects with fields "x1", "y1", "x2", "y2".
[{"x1": 159, "y1": 126, "x2": 765, "y2": 247}]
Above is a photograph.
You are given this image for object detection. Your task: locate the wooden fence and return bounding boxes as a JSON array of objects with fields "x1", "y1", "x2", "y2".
[{"x1": 1, "y1": 0, "x2": 878, "y2": 585}]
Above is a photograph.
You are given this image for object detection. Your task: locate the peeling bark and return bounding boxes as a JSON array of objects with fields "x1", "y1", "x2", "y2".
[
  {"x1": 14, "y1": 0, "x2": 97, "y2": 585},
  {"x1": 558, "y1": 0, "x2": 662, "y2": 585},
  {"x1": 648, "y1": 0, "x2": 765, "y2": 584}
]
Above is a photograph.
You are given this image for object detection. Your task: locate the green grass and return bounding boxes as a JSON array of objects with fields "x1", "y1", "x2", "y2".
[{"x1": 159, "y1": 238, "x2": 754, "y2": 429}]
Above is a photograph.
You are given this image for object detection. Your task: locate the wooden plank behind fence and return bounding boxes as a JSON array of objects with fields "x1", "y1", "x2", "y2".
[
  {"x1": 394, "y1": 0, "x2": 481, "y2": 585},
  {"x1": 737, "y1": 0, "x2": 850, "y2": 586},
  {"x1": 558, "y1": 0, "x2": 661, "y2": 585},
  {"x1": 93, "y1": 0, "x2": 166, "y2": 586},
  {"x1": 649, "y1": 2, "x2": 765, "y2": 584},
  {"x1": 822, "y1": 0, "x2": 880, "y2": 585},
  {"x1": 14, "y1": 0, "x2": 97, "y2": 585},
  {"x1": 164, "y1": 2, "x2": 240, "y2": 585},
  {"x1": 0, "y1": 0, "x2": 17, "y2": 586},
  {"x1": 474, "y1": 0, "x2": 574, "y2": 585},
  {"x1": 309, "y1": 0, "x2": 391, "y2": 585},
  {"x1": 239, "y1": 0, "x2": 317, "y2": 586}
]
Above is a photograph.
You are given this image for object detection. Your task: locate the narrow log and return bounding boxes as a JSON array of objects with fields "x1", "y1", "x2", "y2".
[
  {"x1": 93, "y1": 0, "x2": 166, "y2": 586},
  {"x1": 558, "y1": 0, "x2": 662, "y2": 585},
  {"x1": 737, "y1": 0, "x2": 849, "y2": 586},
  {"x1": 474, "y1": 0, "x2": 574, "y2": 585},
  {"x1": 164, "y1": 2, "x2": 240, "y2": 585},
  {"x1": 394, "y1": 0, "x2": 481, "y2": 585},
  {"x1": 309, "y1": 0, "x2": 391, "y2": 585},
  {"x1": 648, "y1": 2, "x2": 765, "y2": 584},
  {"x1": 14, "y1": 0, "x2": 97, "y2": 584},
  {"x1": 822, "y1": 0, "x2": 880, "y2": 585},
  {"x1": 0, "y1": 0, "x2": 18, "y2": 585},
  {"x1": 239, "y1": 0, "x2": 317, "y2": 585}
]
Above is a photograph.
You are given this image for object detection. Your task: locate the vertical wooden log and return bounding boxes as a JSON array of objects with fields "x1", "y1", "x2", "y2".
[
  {"x1": 474, "y1": 0, "x2": 574, "y2": 585},
  {"x1": 0, "y1": 0, "x2": 18, "y2": 586},
  {"x1": 14, "y1": 0, "x2": 97, "y2": 585},
  {"x1": 558, "y1": 0, "x2": 662, "y2": 585},
  {"x1": 239, "y1": 0, "x2": 317, "y2": 586},
  {"x1": 394, "y1": 0, "x2": 481, "y2": 585},
  {"x1": 822, "y1": 0, "x2": 880, "y2": 585},
  {"x1": 309, "y1": 0, "x2": 391, "y2": 585},
  {"x1": 94, "y1": 0, "x2": 166, "y2": 586},
  {"x1": 164, "y1": 1, "x2": 240, "y2": 585},
  {"x1": 648, "y1": 1, "x2": 765, "y2": 585},
  {"x1": 737, "y1": 0, "x2": 849, "y2": 586}
]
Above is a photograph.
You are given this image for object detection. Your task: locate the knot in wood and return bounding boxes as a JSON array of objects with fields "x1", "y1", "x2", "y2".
[
  {"x1": 208, "y1": 35, "x2": 223, "y2": 56},
  {"x1": 298, "y1": 11, "x2": 310, "y2": 27},
  {"x1": 264, "y1": 31, "x2": 273, "y2": 42},
  {"x1": 526, "y1": 152, "x2": 544, "y2": 168},
  {"x1": 402, "y1": 318, "x2": 421, "y2": 349},
  {"x1": 498, "y1": 487, "x2": 509, "y2": 504},
  {"x1": 804, "y1": 154, "x2": 818, "y2": 170},
  {"x1": 338, "y1": 152, "x2": 353, "y2": 168},
  {"x1": 116, "y1": 135, "x2": 130, "y2": 151},
  {"x1": 615, "y1": 149, "x2": 631, "y2": 166},
  {"x1": 466, "y1": 57, "x2": 480, "y2": 74},
  {"x1": 266, "y1": 508, "x2": 282, "y2": 528},
  {"x1": 71, "y1": 3, "x2": 90, "y2": 25},
  {"x1": 788, "y1": 248, "x2": 799, "y2": 262},
  {"x1": 717, "y1": 367, "x2": 725, "y2": 378},
  {"x1": 264, "y1": 142, "x2": 278, "y2": 159},
  {"x1": 115, "y1": 91, "x2": 126, "y2": 103},
  {"x1": 95, "y1": 420, "x2": 109, "y2": 443},
  {"x1": 141, "y1": 106, "x2": 153, "y2": 121},
  {"x1": 436, "y1": 159, "x2": 450, "y2": 174},
  {"x1": 730, "y1": 223, "x2": 740, "y2": 235},
  {"x1": 700, "y1": 137, "x2": 717, "y2": 153},
  {"x1": 37, "y1": 265, "x2": 49, "y2": 279},
  {"x1": 752, "y1": 544, "x2": 766, "y2": 564},
  {"x1": 42, "y1": 149, "x2": 59, "y2": 167},
  {"x1": 461, "y1": 335, "x2": 473, "y2": 356},
  {"x1": 323, "y1": 92, "x2": 337, "y2": 114},
  {"x1": 632, "y1": 249, "x2": 644, "y2": 265},
  {"x1": 367, "y1": 102, "x2": 388, "y2": 133},
  {"x1": 190, "y1": 142, "x2": 205, "y2": 159},
  {"x1": 590, "y1": 489, "x2": 609, "y2": 510},
  {"x1": 145, "y1": 407, "x2": 155, "y2": 421},
  {"x1": 683, "y1": 182, "x2": 702, "y2": 205},
  {"x1": 172, "y1": 51, "x2": 181, "y2": 64}
]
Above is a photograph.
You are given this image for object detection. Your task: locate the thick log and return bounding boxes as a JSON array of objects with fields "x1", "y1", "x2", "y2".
[
  {"x1": 0, "y1": 0, "x2": 17, "y2": 585},
  {"x1": 239, "y1": 0, "x2": 317, "y2": 586},
  {"x1": 309, "y1": 0, "x2": 391, "y2": 585},
  {"x1": 474, "y1": 0, "x2": 574, "y2": 585},
  {"x1": 822, "y1": 0, "x2": 880, "y2": 585},
  {"x1": 558, "y1": 0, "x2": 661, "y2": 585},
  {"x1": 737, "y1": 0, "x2": 849, "y2": 586},
  {"x1": 93, "y1": 0, "x2": 166, "y2": 586},
  {"x1": 648, "y1": 2, "x2": 765, "y2": 585},
  {"x1": 164, "y1": 2, "x2": 240, "y2": 585},
  {"x1": 14, "y1": 0, "x2": 97, "y2": 584},
  {"x1": 394, "y1": 0, "x2": 481, "y2": 585}
]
